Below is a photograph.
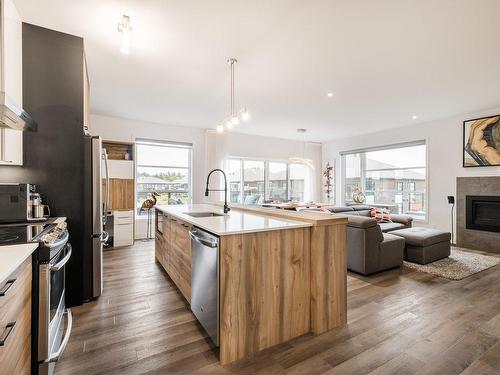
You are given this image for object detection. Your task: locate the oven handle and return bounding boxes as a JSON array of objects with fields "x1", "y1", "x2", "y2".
[
  {"x1": 50, "y1": 243, "x2": 72, "y2": 272},
  {"x1": 46, "y1": 309, "x2": 72, "y2": 363},
  {"x1": 48, "y1": 229, "x2": 69, "y2": 250}
]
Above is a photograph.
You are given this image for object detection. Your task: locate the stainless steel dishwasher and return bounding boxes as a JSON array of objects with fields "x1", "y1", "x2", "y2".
[{"x1": 189, "y1": 227, "x2": 219, "y2": 346}]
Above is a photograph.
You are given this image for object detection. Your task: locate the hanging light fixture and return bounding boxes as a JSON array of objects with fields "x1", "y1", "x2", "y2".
[
  {"x1": 215, "y1": 58, "x2": 250, "y2": 132},
  {"x1": 289, "y1": 128, "x2": 315, "y2": 169},
  {"x1": 118, "y1": 15, "x2": 133, "y2": 54}
]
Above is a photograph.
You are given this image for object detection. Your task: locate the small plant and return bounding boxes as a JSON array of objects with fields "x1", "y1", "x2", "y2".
[{"x1": 323, "y1": 162, "x2": 334, "y2": 203}]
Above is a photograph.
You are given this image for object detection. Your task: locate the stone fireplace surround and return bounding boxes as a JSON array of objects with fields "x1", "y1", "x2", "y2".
[{"x1": 457, "y1": 176, "x2": 500, "y2": 253}]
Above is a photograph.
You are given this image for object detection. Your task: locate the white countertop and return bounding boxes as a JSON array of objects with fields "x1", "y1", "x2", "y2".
[
  {"x1": 155, "y1": 204, "x2": 312, "y2": 236},
  {"x1": 0, "y1": 243, "x2": 38, "y2": 284}
]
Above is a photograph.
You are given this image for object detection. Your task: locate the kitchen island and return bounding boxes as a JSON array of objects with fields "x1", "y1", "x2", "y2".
[{"x1": 154, "y1": 204, "x2": 347, "y2": 365}]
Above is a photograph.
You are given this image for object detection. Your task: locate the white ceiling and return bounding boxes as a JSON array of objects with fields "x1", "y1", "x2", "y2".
[{"x1": 14, "y1": 0, "x2": 500, "y2": 141}]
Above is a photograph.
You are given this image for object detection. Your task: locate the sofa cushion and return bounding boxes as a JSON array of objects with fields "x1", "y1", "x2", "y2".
[
  {"x1": 390, "y1": 214, "x2": 413, "y2": 227},
  {"x1": 378, "y1": 222, "x2": 406, "y2": 233},
  {"x1": 328, "y1": 206, "x2": 355, "y2": 213},
  {"x1": 351, "y1": 205, "x2": 371, "y2": 211},
  {"x1": 355, "y1": 210, "x2": 372, "y2": 217},
  {"x1": 390, "y1": 227, "x2": 451, "y2": 247},
  {"x1": 346, "y1": 215, "x2": 378, "y2": 229}
]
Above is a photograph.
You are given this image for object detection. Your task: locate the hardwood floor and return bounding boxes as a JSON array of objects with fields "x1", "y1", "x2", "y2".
[{"x1": 55, "y1": 241, "x2": 500, "y2": 375}]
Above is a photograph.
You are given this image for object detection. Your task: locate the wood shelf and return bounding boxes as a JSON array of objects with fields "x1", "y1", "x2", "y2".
[{"x1": 103, "y1": 141, "x2": 134, "y2": 161}]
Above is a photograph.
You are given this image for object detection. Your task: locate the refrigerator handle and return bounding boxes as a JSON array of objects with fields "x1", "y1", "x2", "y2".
[{"x1": 102, "y1": 149, "x2": 110, "y2": 225}]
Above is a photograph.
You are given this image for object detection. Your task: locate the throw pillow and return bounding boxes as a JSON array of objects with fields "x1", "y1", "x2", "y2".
[{"x1": 370, "y1": 208, "x2": 392, "y2": 223}]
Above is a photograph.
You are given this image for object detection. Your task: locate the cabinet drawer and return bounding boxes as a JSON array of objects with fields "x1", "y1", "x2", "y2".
[
  {"x1": 114, "y1": 216, "x2": 133, "y2": 225},
  {"x1": 0, "y1": 257, "x2": 32, "y2": 375},
  {"x1": 113, "y1": 210, "x2": 133, "y2": 219},
  {"x1": 114, "y1": 223, "x2": 133, "y2": 247},
  {"x1": 155, "y1": 235, "x2": 168, "y2": 271},
  {"x1": 170, "y1": 218, "x2": 191, "y2": 252},
  {"x1": 168, "y1": 252, "x2": 191, "y2": 302},
  {"x1": 162, "y1": 215, "x2": 170, "y2": 242}
]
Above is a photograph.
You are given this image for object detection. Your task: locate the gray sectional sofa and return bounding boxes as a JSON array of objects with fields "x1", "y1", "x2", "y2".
[{"x1": 326, "y1": 205, "x2": 413, "y2": 275}]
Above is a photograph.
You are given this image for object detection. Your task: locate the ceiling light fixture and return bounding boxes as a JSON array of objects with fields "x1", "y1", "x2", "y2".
[
  {"x1": 289, "y1": 128, "x2": 315, "y2": 170},
  {"x1": 412, "y1": 115, "x2": 418, "y2": 120},
  {"x1": 327, "y1": 92, "x2": 333, "y2": 98},
  {"x1": 215, "y1": 58, "x2": 249, "y2": 132},
  {"x1": 118, "y1": 15, "x2": 133, "y2": 54}
]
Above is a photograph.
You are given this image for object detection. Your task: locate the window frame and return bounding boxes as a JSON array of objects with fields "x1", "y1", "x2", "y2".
[
  {"x1": 340, "y1": 140, "x2": 428, "y2": 222},
  {"x1": 135, "y1": 139, "x2": 193, "y2": 216},
  {"x1": 224, "y1": 157, "x2": 307, "y2": 203}
]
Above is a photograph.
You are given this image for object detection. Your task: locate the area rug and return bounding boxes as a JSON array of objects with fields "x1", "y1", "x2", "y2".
[{"x1": 403, "y1": 248, "x2": 500, "y2": 280}]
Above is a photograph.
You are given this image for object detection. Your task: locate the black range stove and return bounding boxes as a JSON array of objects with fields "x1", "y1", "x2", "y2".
[
  {"x1": 0, "y1": 223, "x2": 47, "y2": 244},
  {"x1": 0, "y1": 219, "x2": 68, "y2": 262},
  {"x1": 0, "y1": 218, "x2": 72, "y2": 374}
]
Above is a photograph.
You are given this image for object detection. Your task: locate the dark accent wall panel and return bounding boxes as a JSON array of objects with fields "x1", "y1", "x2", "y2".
[{"x1": 17, "y1": 23, "x2": 85, "y2": 307}]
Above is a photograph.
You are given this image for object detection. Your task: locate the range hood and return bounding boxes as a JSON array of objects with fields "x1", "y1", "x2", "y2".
[{"x1": 0, "y1": 91, "x2": 37, "y2": 131}]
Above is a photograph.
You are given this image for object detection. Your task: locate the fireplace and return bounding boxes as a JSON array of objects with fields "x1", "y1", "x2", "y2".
[{"x1": 466, "y1": 195, "x2": 500, "y2": 233}]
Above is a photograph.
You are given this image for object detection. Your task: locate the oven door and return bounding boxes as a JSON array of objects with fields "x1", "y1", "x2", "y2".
[{"x1": 39, "y1": 242, "x2": 73, "y2": 375}]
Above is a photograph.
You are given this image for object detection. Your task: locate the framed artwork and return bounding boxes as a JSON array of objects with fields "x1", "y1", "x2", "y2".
[{"x1": 463, "y1": 115, "x2": 500, "y2": 167}]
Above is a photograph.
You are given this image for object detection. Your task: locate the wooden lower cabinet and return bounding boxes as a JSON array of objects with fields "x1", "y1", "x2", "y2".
[
  {"x1": 153, "y1": 208, "x2": 347, "y2": 366},
  {"x1": 169, "y1": 218, "x2": 191, "y2": 301},
  {"x1": 219, "y1": 228, "x2": 311, "y2": 364},
  {"x1": 0, "y1": 256, "x2": 32, "y2": 375},
  {"x1": 155, "y1": 212, "x2": 191, "y2": 302}
]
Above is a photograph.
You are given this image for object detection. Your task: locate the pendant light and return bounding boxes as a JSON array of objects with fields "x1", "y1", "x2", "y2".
[
  {"x1": 118, "y1": 15, "x2": 133, "y2": 54},
  {"x1": 214, "y1": 58, "x2": 250, "y2": 132},
  {"x1": 289, "y1": 128, "x2": 315, "y2": 169}
]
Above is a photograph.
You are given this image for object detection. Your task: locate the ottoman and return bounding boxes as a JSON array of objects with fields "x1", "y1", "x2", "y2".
[{"x1": 390, "y1": 227, "x2": 451, "y2": 264}]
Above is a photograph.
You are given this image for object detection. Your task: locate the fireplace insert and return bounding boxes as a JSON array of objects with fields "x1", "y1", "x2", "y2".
[{"x1": 466, "y1": 195, "x2": 500, "y2": 233}]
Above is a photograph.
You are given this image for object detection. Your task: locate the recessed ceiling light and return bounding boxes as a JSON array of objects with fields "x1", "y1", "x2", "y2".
[
  {"x1": 216, "y1": 124, "x2": 224, "y2": 132},
  {"x1": 412, "y1": 115, "x2": 418, "y2": 120},
  {"x1": 327, "y1": 92, "x2": 334, "y2": 98}
]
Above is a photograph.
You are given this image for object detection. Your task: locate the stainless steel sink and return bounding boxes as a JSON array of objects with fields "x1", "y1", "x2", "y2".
[{"x1": 183, "y1": 212, "x2": 225, "y2": 218}]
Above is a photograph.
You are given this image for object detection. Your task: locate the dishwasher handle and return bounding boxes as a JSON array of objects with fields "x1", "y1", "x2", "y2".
[{"x1": 189, "y1": 231, "x2": 218, "y2": 248}]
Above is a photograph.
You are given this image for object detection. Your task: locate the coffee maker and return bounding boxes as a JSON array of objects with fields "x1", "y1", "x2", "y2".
[{"x1": 0, "y1": 183, "x2": 50, "y2": 223}]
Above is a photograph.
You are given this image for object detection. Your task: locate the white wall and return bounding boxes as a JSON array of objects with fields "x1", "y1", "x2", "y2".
[{"x1": 323, "y1": 107, "x2": 500, "y2": 234}]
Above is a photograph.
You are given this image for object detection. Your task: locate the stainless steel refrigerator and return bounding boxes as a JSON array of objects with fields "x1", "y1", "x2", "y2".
[{"x1": 86, "y1": 135, "x2": 109, "y2": 299}]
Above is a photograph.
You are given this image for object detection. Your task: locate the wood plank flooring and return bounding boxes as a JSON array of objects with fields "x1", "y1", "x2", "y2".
[{"x1": 55, "y1": 241, "x2": 500, "y2": 375}]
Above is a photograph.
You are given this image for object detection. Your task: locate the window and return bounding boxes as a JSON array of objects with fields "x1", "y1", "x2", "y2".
[
  {"x1": 243, "y1": 160, "x2": 265, "y2": 204},
  {"x1": 136, "y1": 140, "x2": 192, "y2": 215},
  {"x1": 289, "y1": 163, "x2": 308, "y2": 202},
  {"x1": 224, "y1": 159, "x2": 312, "y2": 204},
  {"x1": 341, "y1": 142, "x2": 426, "y2": 220},
  {"x1": 268, "y1": 162, "x2": 288, "y2": 201},
  {"x1": 344, "y1": 153, "x2": 361, "y2": 204},
  {"x1": 227, "y1": 159, "x2": 242, "y2": 203}
]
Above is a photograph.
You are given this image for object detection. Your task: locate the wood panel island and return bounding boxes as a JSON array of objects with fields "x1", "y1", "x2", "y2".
[{"x1": 154, "y1": 204, "x2": 347, "y2": 365}]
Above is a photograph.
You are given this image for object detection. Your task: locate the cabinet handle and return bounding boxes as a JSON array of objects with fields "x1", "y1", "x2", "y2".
[
  {"x1": 0, "y1": 279, "x2": 16, "y2": 296},
  {"x1": 181, "y1": 223, "x2": 190, "y2": 228},
  {"x1": 0, "y1": 322, "x2": 16, "y2": 346}
]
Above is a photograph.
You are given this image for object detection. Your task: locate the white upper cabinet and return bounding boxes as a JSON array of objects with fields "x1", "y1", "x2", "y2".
[
  {"x1": 2, "y1": 0, "x2": 22, "y2": 104},
  {"x1": 0, "y1": 0, "x2": 23, "y2": 165},
  {"x1": 108, "y1": 160, "x2": 134, "y2": 179}
]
